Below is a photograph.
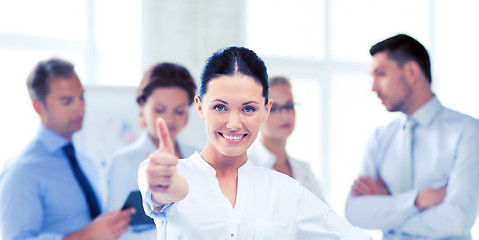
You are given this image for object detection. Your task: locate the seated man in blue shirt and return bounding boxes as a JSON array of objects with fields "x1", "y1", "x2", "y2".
[
  {"x1": 345, "y1": 34, "x2": 479, "y2": 239},
  {"x1": 0, "y1": 58, "x2": 135, "y2": 240}
]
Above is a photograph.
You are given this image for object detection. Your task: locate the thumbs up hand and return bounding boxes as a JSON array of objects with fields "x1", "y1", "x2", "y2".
[{"x1": 146, "y1": 117, "x2": 188, "y2": 205}]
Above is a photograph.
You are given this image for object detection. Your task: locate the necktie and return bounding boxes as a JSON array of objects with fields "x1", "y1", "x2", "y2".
[
  {"x1": 63, "y1": 143, "x2": 101, "y2": 219},
  {"x1": 400, "y1": 118, "x2": 417, "y2": 192}
]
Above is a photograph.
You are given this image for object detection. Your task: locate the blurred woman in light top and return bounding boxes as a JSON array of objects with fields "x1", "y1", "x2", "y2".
[
  {"x1": 107, "y1": 62, "x2": 200, "y2": 239},
  {"x1": 248, "y1": 76, "x2": 324, "y2": 200}
]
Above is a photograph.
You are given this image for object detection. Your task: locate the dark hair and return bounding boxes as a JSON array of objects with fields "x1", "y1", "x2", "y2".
[
  {"x1": 136, "y1": 62, "x2": 197, "y2": 105},
  {"x1": 199, "y1": 46, "x2": 269, "y2": 105},
  {"x1": 26, "y1": 58, "x2": 76, "y2": 103},
  {"x1": 370, "y1": 34, "x2": 432, "y2": 84}
]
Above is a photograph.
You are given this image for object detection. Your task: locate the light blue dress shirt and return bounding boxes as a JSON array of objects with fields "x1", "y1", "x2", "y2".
[
  {"x1": 0, "y1": 124, "x2": 101, "y2": 240},
  {"x1": 106, "y1": 130, "x2": 200, "y2": 240},
  {"x1": 345, "y1": 96, "x2": 479, "y2": 239}
]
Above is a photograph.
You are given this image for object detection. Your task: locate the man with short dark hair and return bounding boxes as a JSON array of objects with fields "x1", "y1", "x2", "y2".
[
  {"x1": 345, "y1": 34, "x2": 479, "y2": 239},
  {"x1": 0, "y1": 58, "x2": 134, "y2": 240}
]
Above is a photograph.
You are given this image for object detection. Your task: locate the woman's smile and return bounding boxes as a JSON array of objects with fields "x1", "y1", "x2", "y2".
[{"x1": 219, "y1": 132, "x2": 248, "y2": 142}]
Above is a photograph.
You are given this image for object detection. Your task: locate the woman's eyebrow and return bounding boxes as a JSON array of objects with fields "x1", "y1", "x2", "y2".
[
  {"x1": 212, "y1": 99, "x2": 228, "y2": 104},
  {"x1": 242, "y1": 101, "x2": 259, "y2": 105}
]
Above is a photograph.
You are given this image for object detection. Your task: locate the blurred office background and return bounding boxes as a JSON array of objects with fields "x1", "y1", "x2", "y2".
[{"x1": 0, "y1": 0, "x2": 478, "y2": 239}]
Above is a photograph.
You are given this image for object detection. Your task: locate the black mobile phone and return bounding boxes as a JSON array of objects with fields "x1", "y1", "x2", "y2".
[{"x1": 122, "y1": 190, "x2": 155, "y2": 230}]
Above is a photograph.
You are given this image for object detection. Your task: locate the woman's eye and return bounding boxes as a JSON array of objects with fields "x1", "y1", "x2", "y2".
[
  {"x1": 214, "y1": 105, "x2": 226, "y2": 111},
  {"x1": 155, "y1": 108, "x2": 166, "y2": 114},
  {"x1": 175, "y1": 110, "x2": 186, "y2": 115},
  {"x1": 243, "y1": 106, "x2": 256, "y2": 113}
]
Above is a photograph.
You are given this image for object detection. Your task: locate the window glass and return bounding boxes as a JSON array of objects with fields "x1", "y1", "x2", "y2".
[
  {"x1": 246, "y1": 0, "x2": 325, "y2": 59},
  {"x1": 94, "y1": 0, "x2": 142, "y2": 86},
  {"x1": 0, "y1": 0, "x2": 87, "y2": 40},
  {"x1": 433, "y1": 0, "x2": 479, "y2": 118},
  {"x1": 330, "y1": 0, "x2": 430, "y2": 63}
]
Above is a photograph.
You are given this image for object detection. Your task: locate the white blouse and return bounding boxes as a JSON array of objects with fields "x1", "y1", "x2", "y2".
[
  {"x1": 247, "y1": 140, "x2": 325, "y2": 201},
  {"x1": 138, "y1": 152, "x2": 370, "y2": 240}
]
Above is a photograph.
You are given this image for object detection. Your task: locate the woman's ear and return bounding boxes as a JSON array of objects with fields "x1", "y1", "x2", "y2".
[
  {"x1": 33, "y1": 100, "x2": 44, "y2": 116},
  {"x1": 262, "y1": 99, "x2": 273, "y2": 122},
  {"x1": 137, "y1": 102, "x2": 146, "y2": 128},
  {"x1": 195, "y1": 95, "x2": 205, "y2": 120}
]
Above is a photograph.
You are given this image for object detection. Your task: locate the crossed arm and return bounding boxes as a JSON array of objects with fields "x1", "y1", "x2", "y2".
[{"x1": 351, "y1": 174, "x2": 446, "y2": 210}]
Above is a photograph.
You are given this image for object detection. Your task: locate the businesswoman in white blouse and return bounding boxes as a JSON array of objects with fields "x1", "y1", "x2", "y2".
[
  {"x1": 138, "y1": 46, "x2": 370, "y2": 240},
  {"x1": 248, "y1": 76, "x2": 324, "y2": 200}
]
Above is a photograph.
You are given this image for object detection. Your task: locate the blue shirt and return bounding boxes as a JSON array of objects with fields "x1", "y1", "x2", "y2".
[
  {"x1": 0, "y1": 124, "x2": 101, "y2": 240},
  {"x1": 345, "y1": 96, "x2": 479, "y2": 239}
]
